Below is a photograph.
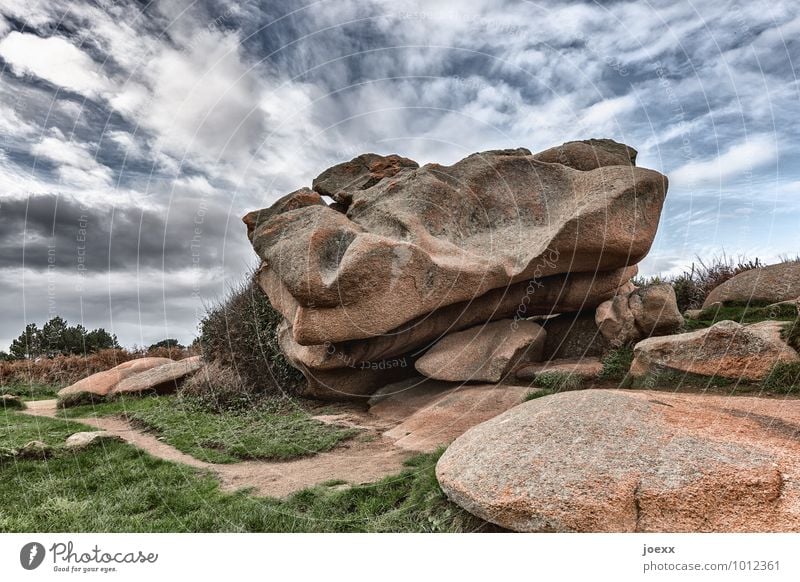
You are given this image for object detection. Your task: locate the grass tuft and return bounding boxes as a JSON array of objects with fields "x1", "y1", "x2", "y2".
[{"x1": 599, "y1": 347, "x2": 634, "y2": 383}]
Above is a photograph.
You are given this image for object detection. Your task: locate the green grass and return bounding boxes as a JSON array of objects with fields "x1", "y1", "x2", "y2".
[
  {"x1": 57, "y1": 395, "x2": 356, "y2": 464},
  {"x1": 1, "y1": 407, "x2": 89, "y2": 452},
  {"x1": 0, "y1": 428, "x2": 490, "y2": 532},
  {"x1": 1, "y1": 381, "x2": 61, "y2": 401},
  {"x1": 524, "y1": 388, "x2": 554, "y2": 401},
  {"x1": 761, "y1": 361, "x2": 800, "y2": 394},
  {"x1": 531, "y1": 371, "x2": 583, "y2": 392},
  {"x1": 683, "y1": 302, "x2": 797, "y2": 330},
  {"x1": 598, "y1": 347, "x2": 634, "y2": 382}
]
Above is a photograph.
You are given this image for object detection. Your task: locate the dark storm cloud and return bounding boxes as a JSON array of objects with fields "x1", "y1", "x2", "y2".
[{"x1": 0, "y1": 193, "x2": 252, "y2": 273}]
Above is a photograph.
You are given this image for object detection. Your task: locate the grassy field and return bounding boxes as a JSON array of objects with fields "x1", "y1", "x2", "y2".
[
  {"x1": 56, "y1": 395, "x2": 357, "y2": 463},
  {"x1": 0, "y1": 407, "x2": 489, "y2": 533}
]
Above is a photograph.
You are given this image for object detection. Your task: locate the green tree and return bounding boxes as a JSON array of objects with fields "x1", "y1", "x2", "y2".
[
  {"x1": 0, "y1": 350, "x2": 13, "y2": 361},
  {"x1": 148, "y1": 338, "x2": 184, "y2": 351},
  {"x1": 9, "y1": 323, "x2": 42, "y2": 359},
  {"x1": 85, "y1": 328, "x2": 120, "y2": 352},
  {"x1": 40, "y1": 316, "x2": 69, "y2": 357}
]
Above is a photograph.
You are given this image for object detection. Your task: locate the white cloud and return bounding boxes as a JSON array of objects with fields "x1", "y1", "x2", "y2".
[
  {"x1": 0, "y1": 32, "x2": 111, "y2": 98},
  {"x1": 670, "y1": 135, "x2": 778, "y2": 187}
]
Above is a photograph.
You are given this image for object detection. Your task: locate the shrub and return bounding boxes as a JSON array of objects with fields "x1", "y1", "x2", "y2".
[
  {"x1": 599, "y1": 347, "x2": 634, "y2": 382},
  {"x1": 761, "y1": 361, "x2": 800, "y2": 394},
  {"x1": 179, "y1": 361, "x2": 261, "y2": 412},
  {"x1": 194, "y1": 271, "x2": 304, "y2": 401}
]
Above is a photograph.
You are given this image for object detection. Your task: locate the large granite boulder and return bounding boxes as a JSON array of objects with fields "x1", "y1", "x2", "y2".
[
  {"x1": 57, "y1": 357, "x2": 174, "y2": 399},
  {"x1": 244, "y1": 140, "x2": 667, "y2": 398},
  {"x1": 702, "y1": 262, "x2": 800, "y2": 308},
  {"x1": 596, "y1": 283, "x2": 683, "y2": 347},
  {"x1": 436, "y1": 390, "x2": 800, "y2": 532},
  {"x1": 630, "y1": 320, "x2": 799, "y2": 384},
  {"x1": 415, "y1": 319, "x2": 545, "y2": 383}
]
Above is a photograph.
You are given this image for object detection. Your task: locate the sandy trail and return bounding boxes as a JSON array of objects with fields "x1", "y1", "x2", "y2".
[{"x1": 20, "y1": 400, "x2": 412, "y2": 498}]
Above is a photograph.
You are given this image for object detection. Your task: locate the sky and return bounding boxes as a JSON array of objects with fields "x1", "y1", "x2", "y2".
[{"x1": 0, "y1": 0, "x2": 798, "y2": 350}]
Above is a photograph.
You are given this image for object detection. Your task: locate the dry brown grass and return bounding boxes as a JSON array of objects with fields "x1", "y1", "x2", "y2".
[{"x1": 0, "y1": 347, "x2": 195, "y2": 389}]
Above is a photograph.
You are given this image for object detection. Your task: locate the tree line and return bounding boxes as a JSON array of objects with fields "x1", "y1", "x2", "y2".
[{"x1": 1, "y1": 316, "x2": 119, "y2": 360}]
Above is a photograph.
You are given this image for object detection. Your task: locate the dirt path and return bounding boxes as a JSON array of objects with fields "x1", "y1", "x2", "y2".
[{"x1": 20, "y1": 400, "x2": 412, "y2": 498}]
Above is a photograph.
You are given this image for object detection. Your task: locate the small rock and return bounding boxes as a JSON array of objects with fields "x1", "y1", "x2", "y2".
[
  {"x1": 65, "y1": 431, "x2": 123, "y2": 450},
  {"x1": 19, "y1": 440, "x2": 51, "y2": 460},
  {"x1": 596, "y1": 284, "x2": 683, "y2": 346},
  {"x1": 1, "y1": 394, "x2": 24, "y2": 409}
]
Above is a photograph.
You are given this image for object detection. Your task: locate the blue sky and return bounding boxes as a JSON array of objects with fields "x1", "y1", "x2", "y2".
[{"x1": 0, "y1": 0, "x2": 798, "y2": 349}]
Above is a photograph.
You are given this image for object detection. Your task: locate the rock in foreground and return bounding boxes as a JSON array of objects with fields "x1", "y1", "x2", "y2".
[{"x1": 436, "y1": 390, "x2": 800, "y2": 532}]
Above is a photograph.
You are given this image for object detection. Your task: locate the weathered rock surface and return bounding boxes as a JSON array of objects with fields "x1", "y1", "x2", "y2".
[
  {"x1": 245, "y1": 140, "x2": 667, "y2": 398},
  {"x1": 111, "y1": 356, "x2": 203, "y2": 395},
  {"x1": 312, "y1": 153, "x2": 419, "y2": 206},
  {"x1": 515, "y1": 357, "x2": 603, "y2": 381},
  {"x1": 65, "y1": 431, "x2": 124, "y2": 450},
  {"x1": 703, "y1": 262, "x2": 800, "y2": 308},
  {"x1": 415, "y1": 319, "x2": 545, "y2": 383},
  {"x1": 436, "y1": 390, "x2": 800, "y2": 532},
  {"x1": 596, "y1": 284, "x2": 683, "y2": 346},
  {"x1": 57, "y1": 357, "x2": 174, "y2": 398},
  {"x1": 630, "y1": 320, "x2": 799, "y2": 383},
  {"x1": 378, "y1": 381, "x2": 530, "y2": 452},
  {"x1": 248, "y1": 144, "x2": 667, "y2": 347},
  {"x1": 532, "y1": 138, "x2": 637, "y2": 170},
  {"x1": 275, "y1": 266, "x2": 635, "y2": 373}
]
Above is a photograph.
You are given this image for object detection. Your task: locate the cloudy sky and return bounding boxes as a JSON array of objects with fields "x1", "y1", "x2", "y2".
[{"x1": 0, "y1": 0, "x2": 798, "y2": 350}]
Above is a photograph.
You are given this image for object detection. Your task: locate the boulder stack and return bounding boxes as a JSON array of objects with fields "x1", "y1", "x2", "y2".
[{"x1": 244, "y1": 140, "x2": 670, "y2": 398}]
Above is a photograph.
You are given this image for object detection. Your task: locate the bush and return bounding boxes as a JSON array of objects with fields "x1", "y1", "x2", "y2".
[
  {"x1": 599, "y1": 347, "x2": 634, "y2": 382},
  {"x1": 179, "y1": 361, "x2": 261, "y2": 412},
  {"x1": 194, "y1": 271, "x2": 304, "y2": 401}
]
